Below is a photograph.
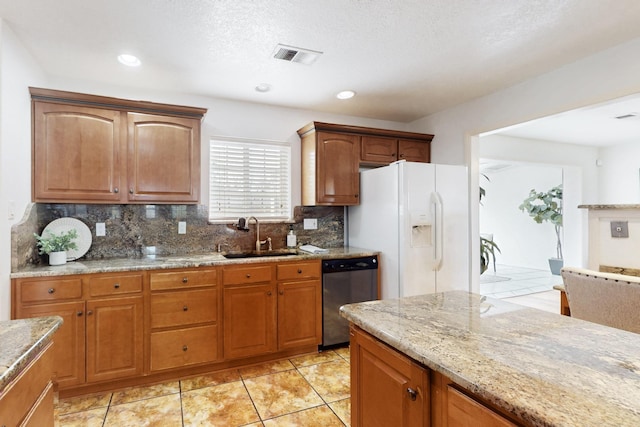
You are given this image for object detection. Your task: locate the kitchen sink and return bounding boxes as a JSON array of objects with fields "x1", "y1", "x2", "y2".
[{"x1": 222, "y1": 250, "x2": 298, "y2": 259}]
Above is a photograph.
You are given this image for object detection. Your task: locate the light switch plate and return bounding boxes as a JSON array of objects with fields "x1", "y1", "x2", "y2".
[
  {"x1": 178, "y1": 221, "x2": 187, "y2": 234},
  {"x1": 96, "y1": 222, "x2": 106, "y2": 237},
  {"x1": 610, "y1": 221, "x2": 629, "y2": 238},
  {"x1": 304, "y1": 218, "x2": 318, "y2": 230}
]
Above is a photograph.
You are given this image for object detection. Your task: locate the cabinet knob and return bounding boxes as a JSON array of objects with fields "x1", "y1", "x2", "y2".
[
  {"x1": 392, "y1": 153, "x2": 396, "y2": 156},
  {"x1": 129, "y1": 188, "x2": 134, "y2": 194},
  {"x1": 48, "y1": 288, "x2": 55, "y2": 294},
  {"x1": 114, "y1": 187, "x2": 119, "y2": 194},
  {"x1": 279, "y1": 290, "x2": 284, "y2": 295},
  {"x1": 354, "y1": 194, "x2": 359, "y2": 198},
  {"x1": 182, "y1": 277, "x2": 188, "y2": 283},
  {"x1": 183, "y1": 305, "x2": 188, "y2": 311},
  {"x1": 297, "y1": 269, "x2": 302, "y2": 274},
  {"x1": 77, "y1": 311, "x2": 83, "y2": 317},
  {"x1": 183, "y1": 345, "x2": 188, "y2": 352},
  {"x1": 267, "y1": 291, "x2": 272, "y2": 296},
  {"x1": 246, "y1": 274, "x2": 251, "y2": 278},
  {"x1": 399, "y1": 153, "x2": 405, "y2": 158},
  {"x1": 407, "y1": 387, "x2": 418, "y2": 401},
  {"x1": 114, "y1": 283, "x2": 120, "y2": 289},
  {"x1": 87, "y1": 310, "x2": 93, "y2": 316}
]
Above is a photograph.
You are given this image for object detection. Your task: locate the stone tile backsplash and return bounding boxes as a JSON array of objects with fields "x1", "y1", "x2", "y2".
[{"x1": 12, "y1": 203, "x2": 344, "y2": 270}]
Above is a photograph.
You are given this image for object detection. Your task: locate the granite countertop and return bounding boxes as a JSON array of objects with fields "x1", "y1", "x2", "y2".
[
  {"x1": 0, "y1": 316, "x2": 62, "y2": 393},
  {"x1": 340, "y1": 291, "x2": 640, "y2": 427},
  {"x1": 10, "y1": 246, "x2": 378, "y2": 278},
  {"x1": 578, "y1": 204, "x2": 640, "y2": 210}
]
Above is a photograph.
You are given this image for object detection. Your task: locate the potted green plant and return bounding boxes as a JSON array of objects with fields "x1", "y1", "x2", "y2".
[
  {"x1": 34, "y1": 229, "x2": 79, "y2": 265},
  {"x1": 480, "y1": 236, "x2": 501, "y2": 274},
  {"x1": 518, "y1": 185, "x2": 563, "y2": 274}
]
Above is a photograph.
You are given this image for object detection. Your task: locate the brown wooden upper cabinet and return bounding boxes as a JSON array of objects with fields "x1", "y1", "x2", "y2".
[
  {"x1": 31, "y1": 87, "x2": 206, "y2": 204},
  {"x1": 297, "y1": 122, "x2": 433, "y2": 206}
]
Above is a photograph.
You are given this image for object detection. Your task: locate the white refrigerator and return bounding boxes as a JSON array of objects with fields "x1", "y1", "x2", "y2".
[{"x1": 348, "y1": 161, "x2": 469, "y2": 299}]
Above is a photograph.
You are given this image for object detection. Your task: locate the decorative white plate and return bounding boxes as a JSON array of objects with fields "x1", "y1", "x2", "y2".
[{"x1": 42, "y1": 218, "x2": 92, "y2": 261}]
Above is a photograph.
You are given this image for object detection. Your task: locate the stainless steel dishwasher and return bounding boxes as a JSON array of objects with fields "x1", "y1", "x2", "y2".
[{"x1": 322, "y1": 256, "x2": 378, "y2": 348}]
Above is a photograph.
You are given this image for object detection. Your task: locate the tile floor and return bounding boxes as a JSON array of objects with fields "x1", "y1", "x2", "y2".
[
  {"x1": 480, "y1": 264, "x2": 563, "y2": 314},
  {"x1": 55, "y1": 347, "x2": 351, "y2": 427}
]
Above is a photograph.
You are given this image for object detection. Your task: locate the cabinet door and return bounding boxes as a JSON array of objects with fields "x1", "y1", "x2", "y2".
[
  {"x1": 277, "y1": 280, "x2": 322, "y2": 349},
  {"x1": 316, "y1": 131, "x2": 360, "y2": 205},
  {"x1": 360, "y1": 135, "x2": 398, "y2": 165},
  {"x1": 18, "y1": 301, "x2": 86, "y2": 388},
  {"x1": 446, "y1": 385, "x2": 518, "y2": 427},
  {"x1": 127, "y1": 113, "x2": 200, "y2": 203},
  {"x1": 86, "y1": 296, "x2": 144, "y2": 383},
  {"x1": 32, "y1": 102, "x2": 124, "y2": 202},
  {"x1": 398, "y1": 139, "x2": 430, "y2": 163},
  {"x1": 351, "y1": 326, "x2": 428, "y2": 427},
  {"x1": 223, "y1": 284, "x2": 277, "y2": 359}
]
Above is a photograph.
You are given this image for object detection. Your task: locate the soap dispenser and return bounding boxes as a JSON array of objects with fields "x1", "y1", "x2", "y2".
[{"x1": 287, "y1": 225, "x2": 297, "y2": 248}]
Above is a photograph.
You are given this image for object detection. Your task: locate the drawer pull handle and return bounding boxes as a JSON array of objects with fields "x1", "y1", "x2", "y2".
[
  {"x1": 129, "y1": 188, "x2": 134, "y2": 194},
  {"x1": 87, "y1": 310, "x2": 93, "y2": 316},
  {"x1": 114, "y1": 187, "x2": 119, "y2": 193},
  {"x1": 182, "y1": 277, "x2": 188, "y2": 283},
  {"x1": 298, "y1": 269, "x2": 302, "y2": 274},
  {"x1": 183, "y1": 305, "x2": 188, "y2": 311},
  {"x1": 246, "y1": 274, "x2": 251, "y2": 278},
  {"x1": 114, "y1": 283, "x2": 120, "y2": 289},
  {"x1": 77, "y1": 311, "x2": 83, "y2": 317},
  {"x1": 48, "y1": 288, "x2": 55, "y2": 294},
  {"x1": 267, "y1": 291, "x2": 272, "y2": 296},
  {"x1": 407, "y1": 387, "x2": 417, "y2": 401},
  {"x1": 183, "y1": 345, "x2": 188, "y2": 352},
  {"x1": 279, "y1": 290, "x2": 284, "y2": 295}
]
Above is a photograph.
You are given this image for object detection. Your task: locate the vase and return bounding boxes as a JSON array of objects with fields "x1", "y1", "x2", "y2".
[
  {"x1": 548, "y1": 258, "x2": 563, "y2": 275},
  {"x1": 49, "y1": 251, "x2": 67, "y2": 266}
]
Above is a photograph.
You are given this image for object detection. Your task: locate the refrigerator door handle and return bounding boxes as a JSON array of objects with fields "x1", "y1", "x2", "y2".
[{"x1": 431, "y1": 191, "x2": 444, "y2": 271}]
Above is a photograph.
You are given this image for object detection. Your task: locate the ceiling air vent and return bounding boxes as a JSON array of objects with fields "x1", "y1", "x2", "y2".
[
  {"x1": 614, "y1": 112, "x2": 638, "y2": 120},
  {"x1": 272, "y1": 44, "x2": 322, "y2": 65}
]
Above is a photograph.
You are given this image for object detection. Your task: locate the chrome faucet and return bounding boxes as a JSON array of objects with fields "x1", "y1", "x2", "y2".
[{"x1": 247, "y1": 216, "x2": 271, "y2": 251}]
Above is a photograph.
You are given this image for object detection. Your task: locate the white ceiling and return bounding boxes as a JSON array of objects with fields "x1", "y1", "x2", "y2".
[{"x1": 2, "y1": 0, "x2": 640, "y2": 143}]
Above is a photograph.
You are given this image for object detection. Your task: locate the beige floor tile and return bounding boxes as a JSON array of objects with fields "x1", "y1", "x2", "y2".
[
  {"x1": 289, "y1": 350, "x2": 341, "y2": 367},
  {"x1": 182, "y1": 380, "x2": 260, "y2": 426},
  {"x1": 104, "y1": 393, "x2": 182, "y2": 427},
  {"x1": 263, "y1": 405, "x2": 344, "y2": 427},
  {"x1": 244, "y1": 369, "x2": 324, "y2": 419},
  {"x1": 57, "y1": 407, "x2": 107, "y2": 427},
  {"x1": 180, "y1": 369, "x2": 242, "y2": 391},
  {"x1": 56, "y1": 392, "x2": 112, "y2": 415},
  {"x1": 110, "y1": 381, "x2": 180, "y2": 405},
  {"x1": 329, "y1": 398, "x2": 351, "y2": 426},
  {"x1": 298, "y1": 359, "x2": 350, "y2": 402},
  {"x1": 239, "y1": 359, "x2": 295, "y2": 379},
  {"x1": 334, "y1": 346, "x2": 350, "y2": 363}
]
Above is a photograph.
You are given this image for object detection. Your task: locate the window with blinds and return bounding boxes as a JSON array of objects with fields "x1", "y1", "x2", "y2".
[{"x1": 209, "y1": 138, "x2": 291, "y2": 221}]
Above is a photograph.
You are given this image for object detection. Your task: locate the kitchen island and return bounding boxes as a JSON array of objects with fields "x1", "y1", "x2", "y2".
[
  {"x1": 340, "y1": 291, "x2": 640, "y2": 427},
  {"x1": 0, "y1": 316, "x2": 62, "y2": 426}
]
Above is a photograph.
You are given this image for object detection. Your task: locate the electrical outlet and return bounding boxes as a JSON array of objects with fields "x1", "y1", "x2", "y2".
[
  {"x1": 304, "y1": 218, "x2": 318, "y2": 230},
  {"x1": 178, "y1": 221, "x2": 187, "y2": 234},
  {"x1": 96, "y1": 222, "x2": 106, "y2": 236}
]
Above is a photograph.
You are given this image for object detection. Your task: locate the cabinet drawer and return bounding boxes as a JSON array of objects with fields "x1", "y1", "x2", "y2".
[
  {"x1": 0, "y1": 343, "x2": 53, "y2": 427},
  {"x1": 447, "y1": 385, "x2": 518, "y2": 427},
  {"x1": 151, "y1": 288, "x2": 218, "y2": 329},
  {"x1": 88, "y1": 274, "x2": 142, "y2": 297},
  {"x1": 277, "y1": 261, "x2": 321, "y2": 280},
  {"x1": 150, "y1": 269, "x2": 217, "y2": 291},
  {"x1": 150, "y1": 325, "x2": 219, "y2": 371},
  {"x1": 223, "y1": 265, "x2": 272, "y2": 285},
  {"x1": 19, "y1": 278, "x2": 82, "y2": 303}
]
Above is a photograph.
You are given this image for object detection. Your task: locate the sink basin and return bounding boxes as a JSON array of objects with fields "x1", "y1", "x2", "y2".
[{"x1": 222, "y1": 250, "x2": 298, "y2": 259}]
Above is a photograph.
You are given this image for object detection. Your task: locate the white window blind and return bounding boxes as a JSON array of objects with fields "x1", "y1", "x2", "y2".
[{"x1": 209, "y1": 139, "x2": 291, "y2": 221}]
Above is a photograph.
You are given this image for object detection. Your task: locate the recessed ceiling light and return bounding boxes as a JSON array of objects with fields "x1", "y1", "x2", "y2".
[
  {"x1": 336, "y1": 90, "x2": 356, "y2": 100},
  {"x1": 117, "y1": 54, "x2": 141, "y2": 67},
  {"x1": 255, "y1": 83, "x2": 272, "y2": 93}
]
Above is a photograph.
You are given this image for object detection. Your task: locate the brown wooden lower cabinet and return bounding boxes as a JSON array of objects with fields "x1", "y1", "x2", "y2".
[
  {"x1": 0, "y1": 342, "x2": 55, "y2": 427},
  {"x1": 350, "y1": 325, "x2": 523, "y2": 427}
]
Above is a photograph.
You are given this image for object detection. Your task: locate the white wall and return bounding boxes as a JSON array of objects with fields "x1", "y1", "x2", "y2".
[
  {"x1": 597, "y1": 140, "x2": 640, "y2": 204},
  {"x1": 410, "y1": 36, "x2": 640, "y2": 290},
  {"x1": 0, "y1": 22, "x2": 47, "y2": 320}
]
